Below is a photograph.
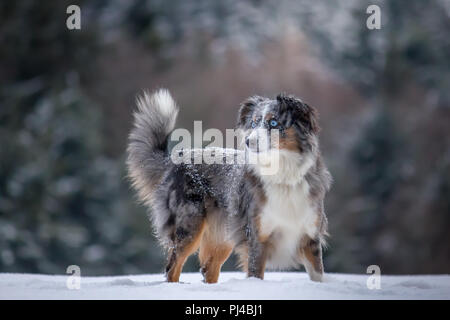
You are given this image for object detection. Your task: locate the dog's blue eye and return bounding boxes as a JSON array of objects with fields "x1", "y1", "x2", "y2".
[
  {"x1": 270, "y1": 119, "x2": 278, "y2": 127},
  {"x1": 251, "y1": 121, "x2": 257, "y2": 128}
]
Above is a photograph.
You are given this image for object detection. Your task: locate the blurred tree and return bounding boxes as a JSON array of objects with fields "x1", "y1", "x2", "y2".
[
  {"x1": 318, "y1": 0, "x2": 450, "y2": 273},
  {"x1": 0, "y1": 1, "x2": 164, "y2": 275},
  {"x1": 350, "y1": 108, "x2": 403, "y2": 268},
  {"x1": 1, "y1": 0, "x2": 449, "y2": 276}
]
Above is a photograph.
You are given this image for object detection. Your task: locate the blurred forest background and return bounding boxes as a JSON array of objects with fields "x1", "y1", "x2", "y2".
[{"x1": 0, "y1": 0, "x2": 449, "y2": 276}]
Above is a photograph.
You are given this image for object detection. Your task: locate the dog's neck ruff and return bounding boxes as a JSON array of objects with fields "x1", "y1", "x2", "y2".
[{"x1": 250, "y1": 149, "x2": 315, "y2": 186}]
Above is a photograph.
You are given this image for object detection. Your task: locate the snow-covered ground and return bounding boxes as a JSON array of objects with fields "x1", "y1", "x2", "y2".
[{"x1": 0, "y1": 272, "x2": 449, "y2": 300}]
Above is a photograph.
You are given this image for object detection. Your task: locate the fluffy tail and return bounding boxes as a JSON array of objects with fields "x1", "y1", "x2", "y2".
[{"x1": 126, "y1": 89, "x2": 179, "y2": 205}]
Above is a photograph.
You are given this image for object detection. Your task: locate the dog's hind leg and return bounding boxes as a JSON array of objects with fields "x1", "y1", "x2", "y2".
[
  {"x1": 198, "y1": 221, "x2": 233, "y2": 284},
  {"x1": 165, "y1": 218, "x2": 206, "y2": 282}
]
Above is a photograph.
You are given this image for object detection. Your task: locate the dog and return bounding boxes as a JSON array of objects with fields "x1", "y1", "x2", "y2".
[{"x1": 126, "y1": 89, "x2": 331, "y2": 283}]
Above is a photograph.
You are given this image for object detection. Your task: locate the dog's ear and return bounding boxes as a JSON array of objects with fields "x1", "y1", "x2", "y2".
[
  {"x1": 276, "y1": 93, "x2": 296, "y2": 113},
  {"x1": 299, "y1": 102, "x2": 320, "y2": 134},
  {"x1": 277, "y1": 94, "x2": 320, "y2": 134},
  {"x1": 236, "y1": 96, "x2": 263, "y2": 127}
]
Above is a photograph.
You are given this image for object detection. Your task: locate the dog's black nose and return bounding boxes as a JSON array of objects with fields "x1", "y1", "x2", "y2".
[{"x1": 245, "y1": 138, "x2": 250, "y2": 147}]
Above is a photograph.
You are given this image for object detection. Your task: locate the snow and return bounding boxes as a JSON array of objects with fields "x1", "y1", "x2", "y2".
[{"x1": 0, "y1": 272, "x2": 449, "y2": 300}]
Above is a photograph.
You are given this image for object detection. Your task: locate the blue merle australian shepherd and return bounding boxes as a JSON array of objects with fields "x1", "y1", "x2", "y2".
[{"x1": 127, "y1": 89, "x2": 331, "y2": 283}]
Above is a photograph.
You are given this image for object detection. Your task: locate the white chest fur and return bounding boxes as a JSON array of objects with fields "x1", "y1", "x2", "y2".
[{"x1": 259, "y1": 179, "x2": 318, "y2": 270}]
